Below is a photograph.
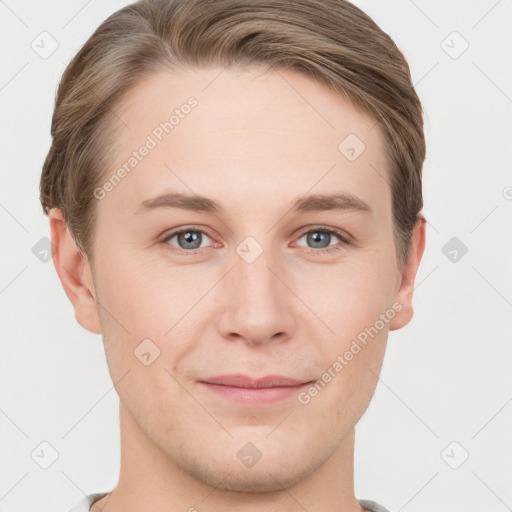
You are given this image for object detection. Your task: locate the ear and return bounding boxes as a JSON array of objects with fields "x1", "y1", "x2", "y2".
[
  {"x1": 49, "y1": 208, "x2": 102, "y2": 334},
  {"x1": 389, "y1": 217, "x2": 426, "y2": 331}
]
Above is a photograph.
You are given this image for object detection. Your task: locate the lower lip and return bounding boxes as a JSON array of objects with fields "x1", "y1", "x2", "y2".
[{"x1": 198, "y1": 382, "x2": 312, "y2": 405}]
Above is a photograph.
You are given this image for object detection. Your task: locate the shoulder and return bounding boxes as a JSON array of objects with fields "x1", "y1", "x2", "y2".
[
  {"x1": 67, "y1": 492, "x2": 109, "y2": 512},
  {"x1": 359, "y1": 499, "x2": 393, "y2": 512}
]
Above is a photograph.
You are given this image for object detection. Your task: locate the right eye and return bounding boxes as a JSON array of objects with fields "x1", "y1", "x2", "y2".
[{"x1": 161, "y1": 227, "x2": 219, "y2": 254}]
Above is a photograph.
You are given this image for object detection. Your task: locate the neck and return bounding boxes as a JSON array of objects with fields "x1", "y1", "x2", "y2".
[{"x1": 93, "y1": 402, "x2": 365, "y2": 512}]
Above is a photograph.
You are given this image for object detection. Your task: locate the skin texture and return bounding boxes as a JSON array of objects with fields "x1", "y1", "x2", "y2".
[{"x1": 50, "y1": 66, "x2": 425, "y2": 512}]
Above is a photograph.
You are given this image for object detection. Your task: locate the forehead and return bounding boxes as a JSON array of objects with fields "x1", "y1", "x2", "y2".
[{"x1": 102, "y1": 66, "x2": 391, "y2": 217}]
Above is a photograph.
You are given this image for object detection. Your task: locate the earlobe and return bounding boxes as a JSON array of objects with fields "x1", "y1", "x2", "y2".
[
  {"x1": 389, "y1": 217, "x2": 426, "y2": 331},
  {"x1": 49, "y1": 208, "x2": 102, "y2": 335}
]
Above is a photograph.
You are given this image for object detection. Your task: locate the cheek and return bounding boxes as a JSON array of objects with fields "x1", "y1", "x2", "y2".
[
  {"x1": 297, "y1": 255, "x2": 397, "y2": 335},
  {"x1": 295, "y1": 258, "x2": 394, "y2": 402},
  {"x1": 94, "y1": 247, "x2": 204, "y2": 334},
  {"x1": 93, "y1": 250, "x2": 214, "y2": 387},
  {"x1": 94, "y1": 256, "x2": 195, "y2": 419}
]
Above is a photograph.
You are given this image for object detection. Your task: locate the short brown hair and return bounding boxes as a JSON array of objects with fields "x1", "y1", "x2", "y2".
[{"x1": 40, "y1": 0, "x2": 426, "y2": 269}]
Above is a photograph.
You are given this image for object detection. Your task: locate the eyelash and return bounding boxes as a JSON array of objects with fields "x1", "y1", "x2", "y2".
[{"x1": 160, "y1": 225, "x2": 351, "y2": 256}]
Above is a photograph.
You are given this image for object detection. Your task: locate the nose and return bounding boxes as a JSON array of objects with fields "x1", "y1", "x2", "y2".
[{"x1": 215, "y1": 245, "x2": 297, "y2": 346}]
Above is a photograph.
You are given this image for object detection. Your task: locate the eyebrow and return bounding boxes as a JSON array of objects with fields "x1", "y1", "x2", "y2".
[{"x1": 134, "y1": 191, "x2": 373, "y2": 216}]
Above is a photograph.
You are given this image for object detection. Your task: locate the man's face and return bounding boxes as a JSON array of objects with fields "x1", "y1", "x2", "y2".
[{"x1": 79, "y1": 66, "x2": 418, "y2": 491}]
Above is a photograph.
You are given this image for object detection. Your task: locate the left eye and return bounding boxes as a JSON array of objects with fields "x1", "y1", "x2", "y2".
[{"x1": 295, "y1": 228, "x2": 347, "y2": 250}]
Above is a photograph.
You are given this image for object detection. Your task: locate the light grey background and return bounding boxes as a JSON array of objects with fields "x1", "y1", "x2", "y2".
[{"x1": 1, "y1": 1, "x2": 511, "y2": 511}]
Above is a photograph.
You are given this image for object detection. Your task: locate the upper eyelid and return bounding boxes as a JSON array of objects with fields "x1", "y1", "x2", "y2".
[
  {"x1": 295, "y1": 225, "x2": 346, "y2": 237},
  {"x1": 162, "y1": 225, "x2": 214, "y2": 238}
]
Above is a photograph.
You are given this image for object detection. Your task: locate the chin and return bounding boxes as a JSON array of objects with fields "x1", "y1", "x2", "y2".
[
  {"x1": 180, "y1": 439, "x2": 325, "y2": 493},
  {"x1": 196, "y1": 461, "x2": 306, "y2": 493}
]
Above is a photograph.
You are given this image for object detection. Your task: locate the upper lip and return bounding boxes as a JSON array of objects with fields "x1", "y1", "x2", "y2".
[{"x1": 199, "y1": 374, "x2": 311, "y2": 388}]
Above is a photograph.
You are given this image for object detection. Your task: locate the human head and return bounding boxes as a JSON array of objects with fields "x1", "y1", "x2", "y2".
[{"x1": 41, "y1": 0, "x2": 427, "y2": 505}]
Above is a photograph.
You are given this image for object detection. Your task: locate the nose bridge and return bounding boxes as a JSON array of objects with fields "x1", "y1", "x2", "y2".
[{"x1": 235, "y1": 245, "x2": 280, "y2": 302}]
